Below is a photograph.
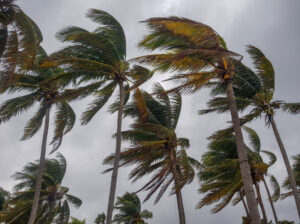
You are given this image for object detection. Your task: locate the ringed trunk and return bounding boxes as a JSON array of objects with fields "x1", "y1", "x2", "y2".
[
  {"x1": 254, "y1": 180, "x2": 268, "y2": 224},
  {"x1": 106, "y1": 81, "x2": 125, "y2": 224},
  {"x1": 225, "y1": 79, "x2": 261, "y2": 224},
  {"x1": 262, "y1": 176, "x2": 279, "y2": 224},
  {"x1": 28, "y1": 105, "x2": 51, "y2": 224},
  {"x1": 270, "y1": 117, "x2": 300, "y2": 219}
]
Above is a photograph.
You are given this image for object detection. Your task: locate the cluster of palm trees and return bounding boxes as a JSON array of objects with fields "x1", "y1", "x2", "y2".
[{"x1": 0, "y1": 0, "x2": 299, "y2": 223}]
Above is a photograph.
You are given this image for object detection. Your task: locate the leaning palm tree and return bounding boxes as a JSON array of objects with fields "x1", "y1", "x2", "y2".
[
  {"x1": 104, "y1": 84, "x2": 200, "y2": 224},
  {"x1": 51, "y1": 10, "x2": 153, "y2": 224},
  {"x1": 0, "y1": 0, "x2": 42, "y2": 85},
  {"x1": 199, "y1": 45, "x2": 300, "y2": 218},
  {"x1": 95, "y1": 213, "x2": 106, "y2": 224},
  {"x1": 0, "y1": 153, "x2": 82, "y2": 224},
  {"x1": 112, "y1": 192, "x2": 152, "y2": 224},
  {"x1": 0, "y1": 47, "x2": 77, "y2": 224},
  {"x1": 136, "y1": 17, "x2": 261, "y2": 223}
]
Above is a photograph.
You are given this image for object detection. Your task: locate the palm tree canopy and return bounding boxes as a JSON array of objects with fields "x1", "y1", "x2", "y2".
[
  {"x1": 104, "y1": 84, "x2": 200, "y2": 203},
  {"x1": 113, "y1": 192, "x2": 152, "y2": 224},
  {"x1": 136, "y1": 17, "x2": 242, "y2": 95},
  {"x1": 0, "y1": 153, "x2": 82, "y2": 224},
  {"x1": 46, "y1": 9, "x2": 153, "y2": 125},
  {"x1": 0, "y1": 46, "x2": 77, "y2": 152},
  {"x1": 199, "y1": 45, "x2": 300, "y2": 124},
  {"x1": 198, "y1": 126, "x2": 279, "y2": 212},
  {"x1": 0, "y1": 0, "x2": 42, "y2": 84},
  {"x1": 95, "y1": 212, "x2": 106, "y2": 224},
  {"x1": 0, "y1": 187, "x2": 10, "y2": 211}
]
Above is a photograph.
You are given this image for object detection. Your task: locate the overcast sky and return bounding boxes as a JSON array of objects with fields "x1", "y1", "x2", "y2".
[{"x1": 1, "y1": 0, "x2": 300, "y2": 223}]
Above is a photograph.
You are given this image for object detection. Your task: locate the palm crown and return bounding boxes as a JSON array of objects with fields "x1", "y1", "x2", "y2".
[
  {"x1": 113, "y1": 192, "x2": 152, "y2": 224},
  {"x1": 0, "y1": 46, "x2": 76, "y2": 152},
  {"x1": 0, "y1": 153, "x2": 82, "y2": 224},
  {"x1": 104, "y1": 84, "x2": 199, "y2": 203},
  {"x1": 0, "y1": 0, "x2": 42, "y2": 84}
]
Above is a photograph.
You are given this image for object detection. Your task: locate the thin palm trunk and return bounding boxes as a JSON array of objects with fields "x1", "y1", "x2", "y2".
[
  {"x1": 106, "y1": 81, "x2": 125, "y2": 224},
  {"x1": 270, "y1": 117, "x2": 300, "y2": 219},
  {"x1": 240, "y1": 190, "x2": 250, "y2": 218},
  {"x1": 262, "y1": 176, "x2": 278, "y2": 224},
  {"x1": 225, "y1": 79, "x2": 261, "y2": 224},
  {"x1": 28, "y1": 105, "x2": 50, "y2": 224},
  {"x1": 254, "y1": 180, "x2": 268, "y2": 224},
  {"x1": 170, "y1": 148, "x2": 186, "y2": 224}
]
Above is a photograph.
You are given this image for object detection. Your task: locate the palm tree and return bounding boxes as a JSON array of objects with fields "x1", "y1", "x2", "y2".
[
  {"x1": 199, "y1": 45, "x2": 300, "y2": 218},
  {"x1": 112, "y1": 192, "x2": 152, "y2": 224},
  {"x1": 0, "y1": 0, "x2": 42, "y2": 85},
  {"x1": 95, "y1": 213, "x2": 106, "y2": 224},
  {"x1": 69, "y1": 217, "x2": 86, "y2": 224},
  {"x1": 136, "y1": 16, "x2": 261, "y2": 223},
  {"x1": 199, "y1": 127, "x2": 279, "y2": 223},
  {"x1": 281, "y1": 155, "x2": 300, "y2": 200},
  {"x1": 0, "y1": 153, "x2": 82, "y2": 223},
  {"x1": 51, "y1": 9, "x2": 153, "y2": 224},
  {"x1": 0, "y1": 187, "x2": 10, "y2": 211},
  {"x1": 0, "y1": 47, "x2": 77, "y2": 224},
  {"x1": 104, "y1": 84, "x2": 200, "y2": 224}
]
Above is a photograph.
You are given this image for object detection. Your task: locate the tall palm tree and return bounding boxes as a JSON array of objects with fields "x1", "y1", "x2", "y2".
[
  {"x1": 136, "y1": 16, "x2": 261, "y2": 223},
  {"x1": 199, "y1": 127, "x2": 279, "y2": 223},
  {"x1": 95, "y1": 213, "x2": 106, "y2": 224},
  {"x1": 0, "y1": 0, "x2": 42, "y2": 85},
  {"x1": 51, "y1": 10, "x2": 153, "y2": 224},
  {"x1": 199, "y1": 45, "x2": 300, "y2": 218},
  {"x1": 112, "y1": 192, "x2": 152, "y2": 224},
  {"x1": 0, "y1": 47, "x2": 77, "y2": 224},
  {"x1": 104, "y1": 84, "x2": 200, "y2": 224},
  {"x1": 0, "y1": 153, "x2": 82, "y2": 224}
]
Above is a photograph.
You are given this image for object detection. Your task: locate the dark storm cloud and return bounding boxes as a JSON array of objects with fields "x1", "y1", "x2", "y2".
[{"x1": 1, "y1": 0, "x2": 300, "y2": 223}]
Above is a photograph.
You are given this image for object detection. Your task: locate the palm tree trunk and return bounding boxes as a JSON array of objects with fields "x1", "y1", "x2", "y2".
[
  {"x1": 225, "y1": 79, "x2": 261, "y2": 224},
  {"x1": 254, "y1": 180, "x2": 268, "y2": 224},
  {"x1": 170, "y1": 148, "x2": 186, "y2": 224},
  {"x1": 240, "y1": 190, "x2": 250, "y2": 218},
  {"x1": 106, "y1": 81, "x2": 125, "y2": 224},
  {"x1": 28, "y1": 105, "x2": 50, "y2": 224},
  {"x1": 270, "y1": 117, "x2": 300, "y2": 219},
  {"x1": 262, "y1": 176, "x2": 278, "y2": 224}
]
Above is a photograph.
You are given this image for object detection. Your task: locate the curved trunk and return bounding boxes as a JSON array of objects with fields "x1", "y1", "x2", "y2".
[
  {"x1": 28, "y1": 106, "x2": 50, "y2": 224},
  {"x1": 262, "y1": 176, "x2": 278, "y2": 224},
  {"x1": 106, "y1": 81, "x2": 125, "y2": 224},
  {"x1": 225, "y1": 80, "x2": 261, "y2": 224},
  {"x1": 254, "y1": 180, "x2": 268, "y2": 224},
  {"x1": 170, "y1": 147, "x2": 186, "y2": 224},
  {"x1": 270, "y1": 117, "x2": 300, "y2": 219},
  {"x1": 240, "y1": 190, "x2": 250, "y2": 218}
]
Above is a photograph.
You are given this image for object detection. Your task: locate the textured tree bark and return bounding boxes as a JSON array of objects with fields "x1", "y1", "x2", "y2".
[
  {"x1": 240, "y1": 190, "x2": 250, "y2": 218},
  {"x1": 262, "y1": 176, "x2": 278, "y2": 224},
  {"x1": 170, "y1": 147, "x2": 186, "y2": 224},
  {"x1": 106, "y1": 81, "x2": 125, "y2": 224},
  {"x1": 254, "y1": 181, "x2": 268, "y2": 224},
  {"x1": 225, "y1": 80, "x2": 261, "y2": 224},
  {"x1": 271, "y1": 117, "x2": 300, "y2": 219},
  {"x1": 28, "y1": 106, "x2": 50, "y2": 224}
]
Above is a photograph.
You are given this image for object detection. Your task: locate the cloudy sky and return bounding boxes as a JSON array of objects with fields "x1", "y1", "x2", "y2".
[{"x1": 1, "y1": 0, "x2": 300, "y2": 223}]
